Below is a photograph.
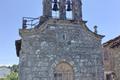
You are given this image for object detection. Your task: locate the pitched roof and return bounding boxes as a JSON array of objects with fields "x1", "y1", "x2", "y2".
[{"x1": 103, "y1": 35, "x2": 120, "y2": 48}]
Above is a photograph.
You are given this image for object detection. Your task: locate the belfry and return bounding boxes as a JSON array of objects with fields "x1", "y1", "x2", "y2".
[
  {"x1": 15, "y1": 0, "x2": 105, "y2": 80},
  {"x1": 43, "y1": 0, "x2": 82, "y2": 20}
]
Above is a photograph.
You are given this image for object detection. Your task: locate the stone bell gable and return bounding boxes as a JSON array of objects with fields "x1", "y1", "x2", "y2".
[{"x1": 15, "y1": 0, "x2": 105, "y2": 80}]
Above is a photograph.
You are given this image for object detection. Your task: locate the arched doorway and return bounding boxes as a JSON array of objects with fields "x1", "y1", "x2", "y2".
[{"x1": 54, "y1": 62, "x2": 74, "y2": 80}]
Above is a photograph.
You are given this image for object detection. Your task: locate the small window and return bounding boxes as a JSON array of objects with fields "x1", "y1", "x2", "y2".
[
  {"x1": 63, "y1": 34, "x2": 66, "y2": 40},
  {"x1": 56, "y1": 32, "x2": 67, "y2": 41}
]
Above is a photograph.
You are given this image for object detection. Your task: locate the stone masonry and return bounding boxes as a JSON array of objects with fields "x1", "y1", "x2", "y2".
[
  {"x1": 103, "y1": 35, "x2": 120, "y2": 80},
  {"x1": 18, "y1": 19, "x2": 104, "y2": 80},
  {"x1": 16, "y1": 0, "x2": 105, "y2": 80}
]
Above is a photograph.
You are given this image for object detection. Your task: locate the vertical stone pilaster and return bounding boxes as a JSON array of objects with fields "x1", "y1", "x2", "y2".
[
  {"x1": 72, "y1": 0, "x2": 82, "y2": 20},
  {"x1": 43, "y1": 0, "x2": 52, "y2": 18},
  {"x1": 59, "y1": 0, "x2": 66, "y2": 19}
]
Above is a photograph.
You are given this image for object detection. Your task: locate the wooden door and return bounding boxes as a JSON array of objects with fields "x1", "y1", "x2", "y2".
[{"x1": 54, "y1": 62, "x2": 73, "y2": 80}]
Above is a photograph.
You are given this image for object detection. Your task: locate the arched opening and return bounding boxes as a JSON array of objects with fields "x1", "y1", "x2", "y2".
[
  {"x1": 43, "y1": 0, "x2": 82, "y2": 20},
  {"x1": 66, "y1": 0, "x2": 72, "y2": 19},
  {"x1": 52, "y1": 0, "x2": 60, "y2": 18},
  {"x1": 54, "y1": 62, "x2": 74, "y2": 80},
  {"x1": 52, "y1": 0, "x2": 73, "y2": 19}
]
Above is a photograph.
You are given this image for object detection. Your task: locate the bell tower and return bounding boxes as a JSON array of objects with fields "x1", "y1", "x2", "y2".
[{"x1": 43, "y1": 0, "x2": 82, "y2": 20}]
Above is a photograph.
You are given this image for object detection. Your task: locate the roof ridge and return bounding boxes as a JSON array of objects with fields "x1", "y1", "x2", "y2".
[{"x1": 103, "y1": 35, "x2": 120, "y2": 48}]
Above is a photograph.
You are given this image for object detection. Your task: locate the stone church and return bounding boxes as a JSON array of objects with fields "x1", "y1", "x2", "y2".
[{"x1": 15, "y1": 0, "x2": 105, "y2": 80}]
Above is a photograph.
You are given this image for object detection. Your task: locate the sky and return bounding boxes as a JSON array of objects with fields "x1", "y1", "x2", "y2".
[{"x1": 0, "y1": 0, "x2": 120, "y2": 65}]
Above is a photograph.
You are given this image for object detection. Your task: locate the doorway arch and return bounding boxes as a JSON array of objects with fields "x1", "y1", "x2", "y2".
[{"x1": 54, "y1": 62, "x2": 74, "y2": 80}]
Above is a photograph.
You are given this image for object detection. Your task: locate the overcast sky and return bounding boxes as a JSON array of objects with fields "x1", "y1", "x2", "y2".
[{"x1": 0, "y1": 0, "x2": 120, "y2": 65}]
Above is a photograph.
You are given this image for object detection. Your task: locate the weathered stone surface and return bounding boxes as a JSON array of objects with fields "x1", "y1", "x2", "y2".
[
  {"x1": 103, "y1": 39, "x2": 120, "y2": 80},
  {"x1": 18, "y1": 19, "x2": 104, "y2": 80}
]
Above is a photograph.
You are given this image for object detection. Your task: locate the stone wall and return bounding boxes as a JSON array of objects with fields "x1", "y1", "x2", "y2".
[
  {"x1": 103, "y1": 35, "x2": 120, "y2": 80},
  {"x1": 19, "y1": 20, "x2": 104, "y2": 80},
  {"x1": 113, "y1": 46, "x2": 120, "y2": 80}
]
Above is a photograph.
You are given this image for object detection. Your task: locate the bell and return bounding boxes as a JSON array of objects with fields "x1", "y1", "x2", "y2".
[
  {"x1": 53, "y1": 0, "x2": 57, "y2": 3},
  {"x1": 53, "y1": 3, "x2": 59, "y2": 11},
  {"x1": 67, "y1": 0, "x2": 72, "y2": 11}
]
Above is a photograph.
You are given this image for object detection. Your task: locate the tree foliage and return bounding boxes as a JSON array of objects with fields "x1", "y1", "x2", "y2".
[
  {"x1": 0, "y1": 64, "x2": 18, "y2": 80},
  {"x1": 0, "y1": 72, "x2": 18, "y2": 80},
  {"x1": 10, "y1": 65, "x2": 18, "y2": 73}
]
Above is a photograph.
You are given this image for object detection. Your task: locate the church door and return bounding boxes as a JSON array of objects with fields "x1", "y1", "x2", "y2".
[{"x1": 54, "y1": 62, "x2": 74, "y2": 80}]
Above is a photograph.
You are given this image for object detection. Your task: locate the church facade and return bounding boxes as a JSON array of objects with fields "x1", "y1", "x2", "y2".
[{"x1": 15, "y1": 0, "x2": 104, "y2": 80}]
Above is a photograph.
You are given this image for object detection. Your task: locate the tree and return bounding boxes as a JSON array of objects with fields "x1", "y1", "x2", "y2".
[
  {"x1": 0, "y1": 72, "x2": 18, "y2": 80},
  {"x1": 6, "y1": 71, "x2": 18, "y2": 80},
  {"x1": 0, "y1": 64, "x2": 18, "y2": 80},
  {"x1": 0, "y1": 78, "x2": 5, "y2": 80},
  {"x1": 11, "y1": 65, "x2": 18, "y2": 73}
]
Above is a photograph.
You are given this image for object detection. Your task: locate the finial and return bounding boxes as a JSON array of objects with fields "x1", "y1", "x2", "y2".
[{"x1": 94, "y1": 25, "x2": 98, "y2": 34}]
